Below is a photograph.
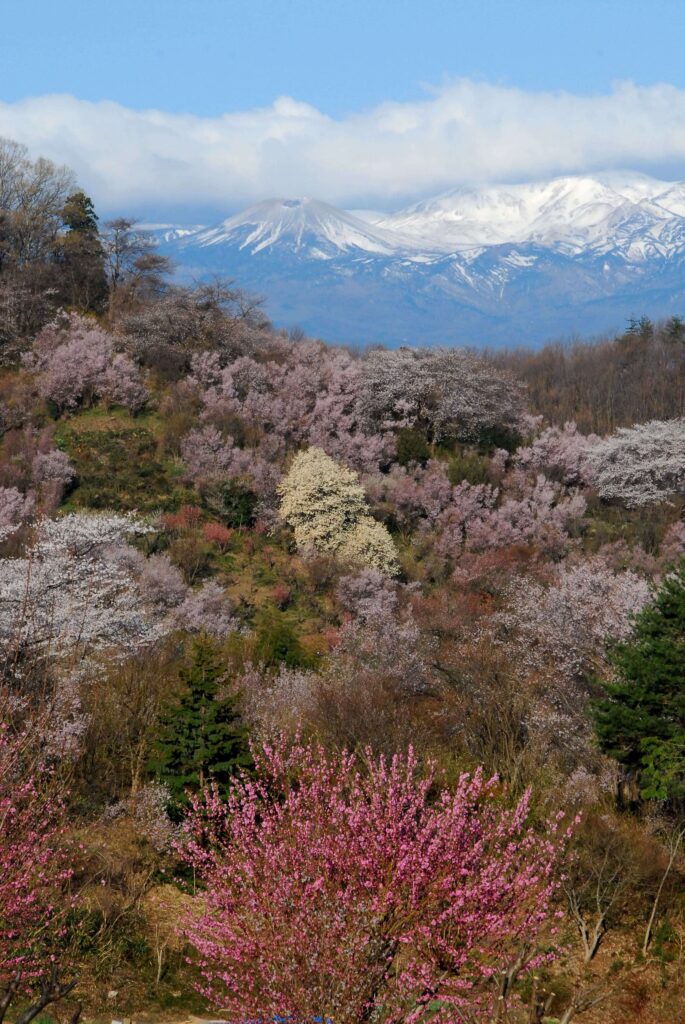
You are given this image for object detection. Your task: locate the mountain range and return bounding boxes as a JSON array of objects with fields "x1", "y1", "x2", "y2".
[{"x1": 154, "y1": 173, "x2": 685, "y2": 347}]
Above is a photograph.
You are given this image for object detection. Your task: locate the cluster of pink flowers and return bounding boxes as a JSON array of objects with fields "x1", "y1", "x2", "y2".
[
  {"x1": 358, "y1": 347, "x2": 528, "y2": 442},
  {"x1": 25, "y1": 313, "x2": 148, "y2": 413},
  {"x1": 514, "y1": 421, "x2": 599, "y2": 486},
  {"x1": 461, "y1": 475, "x2": 587, "y2": 558},
  {"x1": 0, "y1": 426, "x2": 75, "y2": 520},
  {"x1": 181, "y1": 737, "x2": 572, "y2": 1024},
  {"x1": 494, "y1": 556, "x2": 652, "y2": 686},
  {"x1": 172, "y1": 580, "x2": 241, "y2": 638},
  {"x1": 366, "y1": 452, "x2": 589, "y2": 562},
  {"x1": 336, "y1": 568, "x2": 399, "y2": 621},
  {"x1": 188, "y1": 342, "x2": 393, "y2": 478},
  {"x1": 366, "y1": 460, "x2": 457, "y2": 532},
  {"x1": 0, "y1": 726, "x2": 71, "y2": 985},
  {"x1": 180, "y1": 425, "x2": 279, "y2": 499},
  {"x1": 0, "y1": 486, "x2": 34, "y2": 542}
]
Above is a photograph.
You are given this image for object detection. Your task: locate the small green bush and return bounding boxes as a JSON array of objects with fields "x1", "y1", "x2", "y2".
[
  {"x1": 201, "y1": 479, "x2": 258, "y2": 527},
  {"x1": 253, "y1": 610, "x2": 314, "y2": 669},
  {"x1": 396, "y1": 428, "x2": 430, "y2": 467},
  {"x1": 447, "y1": 447, "x2": 490, "y2": 486}
]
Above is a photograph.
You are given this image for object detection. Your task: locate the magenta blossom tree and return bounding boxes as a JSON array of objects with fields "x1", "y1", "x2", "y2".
[
  {"x1": 181, "y1": 738, "x2": 572, "y2": 1024},
  {"x1": 0, "y1": 726, "x2": 76, "y2": 1022}
]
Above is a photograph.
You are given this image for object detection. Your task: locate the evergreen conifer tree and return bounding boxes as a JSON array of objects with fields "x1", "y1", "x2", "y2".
[
  {"x1": 594, "y1": 562, "x2": 685, "y2": 800},
  {"x1": 150, "y1": 637, "x2": 252, "y2": 806},
  {"x1": 56, "y1": 191, "x2": 108, "y2": 312},
  {"x1": 62, "y1": 191, "x2": 99, "y2": 234}
]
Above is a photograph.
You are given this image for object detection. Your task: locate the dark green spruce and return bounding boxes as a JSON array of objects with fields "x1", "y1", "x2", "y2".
[
  {"x1": 594, "y1": 561, "x2": 685, "y2": 801},
  {"x1": 150, "y1": 636, "x2": 252, "y2": 806}
]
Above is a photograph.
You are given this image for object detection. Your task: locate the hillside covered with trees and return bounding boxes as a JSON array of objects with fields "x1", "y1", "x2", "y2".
[{"x1": 2, "y1": 137, "x2": 685, "y2": 1024}]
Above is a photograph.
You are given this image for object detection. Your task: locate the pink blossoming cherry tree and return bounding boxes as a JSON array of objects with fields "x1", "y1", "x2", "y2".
[
  {"x1": 181, "y1": 738, "x2": 572, "y2": 1024},
  {"x1": 0, "y1": 726, "x2": 76, "y2": 1023}
]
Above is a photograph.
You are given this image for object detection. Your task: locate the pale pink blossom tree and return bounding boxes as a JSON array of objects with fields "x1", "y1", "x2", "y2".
[
  {"x1": 191, "y1": 344, "x2": 392, "y2": 475},
  {"x1": 463, "y1": 477, "x2": 587, "y2": 557},
  {"x1": 366, "y1": 460, "x2": 455, "y2": 533},
  {"x1": 359, "y1": 347, "x2": 527, "y2": 442},
  {"x1": 180, "y1": 425, "x2": 279, "y2": 500},
  {"x1": 0, "y1": 487, "x2": 33, "y2": 543},
  {"x1": 173, "y1": 580, "x2": 240, "y2": 639},
  {"x1": 494, "y1": 556, "x2": 652, "y2": 686},
  {"x1": 336, "y1": 568, "x2": 399, "y2": 621},
  {"x1": 100, "y1": 352, "x2": 149, "y2": 413},
  {"x1": 0, "y1": 513, "x2": 166, "y2": 668},
  {"x1": 30, "y1": 449, "x2": 74, "y2": 488},
  {"x1": 660, "y1": 520, "x2": 685, "y2": 565},
  {"x1": 137, "y1": 553, "x2": 188, "y2": 610},
  {"x1": 515, "y1": 421, "x2": 598, "y2": 486},
  {"x1": 25, "y1": 313, "x2": 148, "y2": 414}
]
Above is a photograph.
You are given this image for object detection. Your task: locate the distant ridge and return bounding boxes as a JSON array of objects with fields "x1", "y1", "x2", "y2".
[
  {"x1": 375, "y1": 173, "x2": 685, "y2": 255},
  {"x1": 156, "y1": 174, "x2": 685, "y2": 347}
]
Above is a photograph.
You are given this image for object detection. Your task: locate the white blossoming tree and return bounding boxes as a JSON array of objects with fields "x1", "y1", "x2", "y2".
[
  {"x1": 0, "y1": 512, "x2": 164, "y2": 666},
  {"x1": 586, "y1": 418, "x2": 685, "y2": 507},
  {"x1": 0, "y1": 486, "x2": 34, "y2": 542},
  {"x1": 278, "y1": 447, "x2": 399, "y2": 576}
]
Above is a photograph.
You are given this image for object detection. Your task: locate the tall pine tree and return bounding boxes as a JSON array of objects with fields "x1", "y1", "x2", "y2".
[
  {"x1": 594, "y1": 561, "x2": 685, "y2": 800},
  {"x1": 150, "y1": 637, "x2": 252, "y2": 807},
  {"x1": 56, "y1": 191, "x2": 108, "y2": 312}
]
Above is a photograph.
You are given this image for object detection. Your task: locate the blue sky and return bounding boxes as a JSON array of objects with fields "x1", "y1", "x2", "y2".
[
  {"x1": 4, "y1": 0, "x2": 683, "y2": 115},
  {"x1": 3, "y1": 0, "x2": 685, "y2": 218}
]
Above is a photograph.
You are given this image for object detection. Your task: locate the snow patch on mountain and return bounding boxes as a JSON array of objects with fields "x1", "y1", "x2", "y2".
[{"x1": 140, "y1": 223, "x2": 206, "y2": 243}]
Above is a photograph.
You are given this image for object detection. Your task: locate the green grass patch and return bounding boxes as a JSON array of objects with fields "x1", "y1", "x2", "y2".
[
  {"x1": 59, "y1": 412, "x2": 196, "y2": 513},
  {"x1": 582, "y1": 497, "x2": 682, "y2": 554}
]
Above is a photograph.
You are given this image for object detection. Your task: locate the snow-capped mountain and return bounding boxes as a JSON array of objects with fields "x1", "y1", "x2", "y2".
[
  {"x1": 157, "y1": 174, "x2": 685, "y2": 347},
  {"x1": 376, "y1": 174, "x2": 685, "y2": 257},
  {"x1": 174, "y1": 198, "x2": 424, "y2": 259},
  {"x1": 140, "y1": 223, "x2": 206, "y2": 244}
]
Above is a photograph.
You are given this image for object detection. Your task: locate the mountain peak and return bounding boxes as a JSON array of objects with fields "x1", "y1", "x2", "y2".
[
  {"x1": 180, "y1": 197, "x2": 411, "y2": 258},
  {"x1": 375, "y1": 172, "x2": 685, "y2": 252}
]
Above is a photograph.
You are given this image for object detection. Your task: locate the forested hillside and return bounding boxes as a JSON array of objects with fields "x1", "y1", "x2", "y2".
[{"x1": 2, "y1": 137, "x2": 685, "y2": 1024}]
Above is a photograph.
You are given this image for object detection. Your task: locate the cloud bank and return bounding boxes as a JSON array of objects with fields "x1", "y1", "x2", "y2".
[{"x1": 2, "y1": 80, "x2": 685, "y2": 214}]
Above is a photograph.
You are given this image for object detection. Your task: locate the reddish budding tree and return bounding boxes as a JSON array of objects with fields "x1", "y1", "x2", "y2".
[
  {"x1": 182, "y1": 739, "x2": 572, "y2": 1024},
  {"x1": 0, "y1": 726, "x2": 77, "y2": 1024}
]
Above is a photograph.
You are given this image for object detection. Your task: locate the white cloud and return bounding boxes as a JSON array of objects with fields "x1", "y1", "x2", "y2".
[{"x1": 2, "y1": 80, "x2": 685, "y2": 214}]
